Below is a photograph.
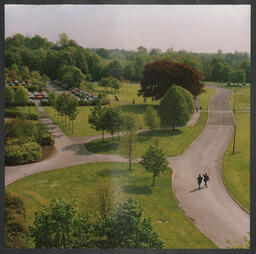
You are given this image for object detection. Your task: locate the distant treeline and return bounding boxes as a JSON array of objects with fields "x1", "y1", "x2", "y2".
[{"x1": 5, "y1": 33, "x2": 250, "y2": 84}]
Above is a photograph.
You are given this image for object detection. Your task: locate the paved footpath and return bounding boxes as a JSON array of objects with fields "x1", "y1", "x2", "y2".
[
  {"x1": 5, "y1": 88, "x2": 249, "y2": 248},
  {"x1": 169, "y1": 87, "x2": 249, "y2": 248}
]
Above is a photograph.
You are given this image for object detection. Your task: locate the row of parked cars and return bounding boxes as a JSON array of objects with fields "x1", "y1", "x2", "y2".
[{"x1": 53, "y1": 80, "x2": 98, "y2": 101}]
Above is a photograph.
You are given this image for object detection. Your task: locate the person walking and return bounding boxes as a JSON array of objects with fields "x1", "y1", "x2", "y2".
[
  {"x1": 197, "y1": 174, "x2": 203, "y2": 189},
  {"x1": 203, "y1": 173, "x2": 209, "y2": 188}
]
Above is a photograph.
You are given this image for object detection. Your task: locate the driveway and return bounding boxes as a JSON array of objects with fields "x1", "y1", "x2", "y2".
[{"x1": 168, "y1": 87, "x2": 249, "y2": 248}]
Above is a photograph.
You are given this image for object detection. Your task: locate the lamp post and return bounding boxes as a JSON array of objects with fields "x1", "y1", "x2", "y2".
[
  {"x1": 233, "y1": 95, "x2": 236, "y2": 113},
  {"x1": 232, "y1": 124, "x2": 236, "y2": 155}
]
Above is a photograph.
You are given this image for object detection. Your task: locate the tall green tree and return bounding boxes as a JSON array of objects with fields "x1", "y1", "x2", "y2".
[
  {"x1": 96, "y1": 198, "x2": 163, "y2": 248},
  {"x1": 143, "y1": 106, "x2": 160, "y2": 136},
  {"x1": 229, "y1": 69, "x2": 246, "y2": 84},
  {"x1": 140, "y1": 145, "x2": 168, "y2": 185},
  {"x1": 88, "y1": 104, "x2": 107, "y2": 143},
  {"x1": 5, "y1": 86, "x2": 14, "y2": 103},
  {"x1": 28, "y1": 199, "x2": 94, "y2": 248},
  {"x1": 66, "y1": 96, "x2": 79, "y2": 134},
  {"x1": 159, "y1": 85, "x2": 193, "y2": 129},
  {"x1": 120, "y1": 113, "x2": 139, "y2": 171},
  {"x1": 104, "y1": 107, "x2": 123, "y2": 143},
  {"x1": 14, "y1": 87, "x2": 29, "y2": 105}
]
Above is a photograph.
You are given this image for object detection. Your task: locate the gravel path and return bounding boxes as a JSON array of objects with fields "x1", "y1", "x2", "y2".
[{"x1": 5, "y1": 88, "x2": 249, "y2": 248}]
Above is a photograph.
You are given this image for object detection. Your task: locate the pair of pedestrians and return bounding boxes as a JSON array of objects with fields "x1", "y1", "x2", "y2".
[{"x1": 197, "y1": 173, "x2": 209, "y2": 189}]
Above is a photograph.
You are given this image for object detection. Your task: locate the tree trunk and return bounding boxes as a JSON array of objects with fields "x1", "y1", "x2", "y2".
[
  {"x1": 69, "y1": 117, "x2": 71, "y2": 129},
  {"x1": 112, "y1": 135, "x2": 114, "y2": 144},
  {"x1": 72, "y1": 120, "x2": 74, "y2": 134},
  {"x1": 102, "y1": 130, "x2": 104, "y2": 143},
  {"x1": 152, "y1": 173, "x2": 156, "y2": 186},
  {"x1": 172, "y1": 121, "x2": 175, "y2": 130}
]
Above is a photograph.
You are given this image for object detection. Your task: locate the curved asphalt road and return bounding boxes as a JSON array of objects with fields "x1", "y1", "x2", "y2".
[
  {"x1": 169, "y1": 87, "x2": 249, "y2": 248},
  {"x1": 5, "y1": 87, "x2": 249, "y2": 248}
]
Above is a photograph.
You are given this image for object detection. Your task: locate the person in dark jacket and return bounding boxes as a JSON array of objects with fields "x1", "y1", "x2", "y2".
[
  {"x1": 203, "y1": 173, "x2": 209, "y2": 188},
  {"x1": 197, "y1": 174, "x2": 203, "y2": 189}
]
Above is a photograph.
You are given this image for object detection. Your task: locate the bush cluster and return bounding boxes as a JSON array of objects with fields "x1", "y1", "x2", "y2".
[
  {"x1": 40, "y1": 100, "x2": 51, "y2": 106},
  {"x1": 40, "y1": 133, "x2": 55, "y2": 146},
  {"x1": 5, "y1": 110, "x2": 38, "y2": 120},
  {"x1": 5, "y1": 142, "x2": 42, "y2": 166},
  {"x1": 78, "y1": 98, "x2": 110, "y2": 106},
  {"x1": 5, "y1": 101, "x2": 35, "y2": 107},
  {"x1": 5, "y1": 192, "x2": 27, "y2": 248}
]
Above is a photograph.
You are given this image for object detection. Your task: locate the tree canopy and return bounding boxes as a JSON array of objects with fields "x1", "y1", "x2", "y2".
[
  {"x1": 159, "y1": 85, "x2": 194, "y2": 129},
  {"x1": 138, "y1": 60, "x2": 205, "y2": 100}
]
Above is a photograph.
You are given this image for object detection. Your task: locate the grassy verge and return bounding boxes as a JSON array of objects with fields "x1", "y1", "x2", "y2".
[
  {"x1": 6, "y1": 162, "x2": 216, "y2": 248},
  {"x1": 199, "y1": 88, "x2": 216, "y2": 110},
  {"x1": 229, "y1": 86, "x2": 250, "y2": 111},
  {"x1": 85, "y1": 112, "x2": 208, "y2": 156},
  {"x1": 222, "y1": 113, "x2": 250, "y2": 212}
]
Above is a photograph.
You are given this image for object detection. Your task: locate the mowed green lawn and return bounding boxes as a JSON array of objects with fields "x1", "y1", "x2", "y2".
[
  {"x1": 43, "y1": 86, "x2": 215, "y2": 137},
  {"x1": 5, "y1": 106, "x2": 40, "y2": 116},
  {"x1": 229, "y1": 86, "x2": 250, "y2": 111},
  {"x1": 93, "y1": 83, "x2": 159, "y2": 105},
  {"x1": 199, "y1": 88, "x2": 216, "y2": 110},
  {"x1": 222, "y1": 113, "x2": 250, "y2": 212},
  {"x1": 6, "y1": 162, "x2": 216, "y2": 249},
  {"x1": 85, "y1": 112, "x2": 208, "y2": 156}
]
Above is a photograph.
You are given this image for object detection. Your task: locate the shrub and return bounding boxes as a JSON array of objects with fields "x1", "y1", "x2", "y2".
[
  {"x1": 5, "y1": 142, "x2": 42, "y2": 166},
  {"x1": 78, "y1": 98, "x2": 110, "y2": 106},
  {"x1": 5, "y1": 192, "x2": 27, "y2": 248},
  {"x1": 5, "y1": 101, "x2": 35, "y2": 107},
  {"x1": 40, "y1": 133, "x2": 55, "y2": 146},
  {"x1": 5, "y1": 110, "x2": 38, "y2": 120},
  {"x1": 40, "y1": 100, "x2": 51, "y2": 106}
]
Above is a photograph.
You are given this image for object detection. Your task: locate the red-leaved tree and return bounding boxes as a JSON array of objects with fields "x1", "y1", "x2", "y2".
[{"x1": 138, "y1": 60, "x2": 205, "y2": 100}]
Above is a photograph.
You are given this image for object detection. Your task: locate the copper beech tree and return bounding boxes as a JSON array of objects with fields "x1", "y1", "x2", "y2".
[{"x1": 138, "y1": 60, "x2": 205, "y2": 100}]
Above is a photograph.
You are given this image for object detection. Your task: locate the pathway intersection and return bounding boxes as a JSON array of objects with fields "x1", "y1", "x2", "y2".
[{"x1": 5, "y1": 87, "x2": 249, "y2": 248}]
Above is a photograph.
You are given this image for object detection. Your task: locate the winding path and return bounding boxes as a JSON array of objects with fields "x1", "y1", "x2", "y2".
[
  {"x1": 5, "y1": 87, "x2": 249, "y2": 248},
  {"x1": 169, "y1": 87, "x2": 249, "y2": 248}
]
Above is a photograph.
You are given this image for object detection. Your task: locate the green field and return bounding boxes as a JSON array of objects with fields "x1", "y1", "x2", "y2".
[
  {"x1": 199, "y1": 88, "x2": 216, "y2": 110},
  {"x1": 5, "y1": 106, "x2": 40, "y2": 116},
  {"x1": 43, "y1": 86, "x2": 215, "y2": 137},
  {"x1": 85, "y1": 112, "x2": 208, "y2": 156},
  {"x1": 6, "y1": 162, "x2": 216, "y2": 249},
  {"x1": 229, "y1": 86, "x2": 250, "y2": 111},
  {"x1": 222, "y1": 113, "x2": 250, "y2": 212}
]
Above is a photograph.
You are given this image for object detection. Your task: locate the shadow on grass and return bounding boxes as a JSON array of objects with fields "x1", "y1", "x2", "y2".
[
  {"x1": 85, "y1": 141, "x2": 120, "y2": 153},
  {"x1": 97, "y1": 168, "x2": 128, "y2": 178},
  {"x1": 122, "y1": 184, "x2": 152, "y2": 195},
  {"x1": 138, "y1": 129, "x2": 182, "y2": 139}
]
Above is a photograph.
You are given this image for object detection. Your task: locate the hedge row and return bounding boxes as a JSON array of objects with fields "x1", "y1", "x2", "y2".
[
  {"x1": 5, "y1": 110, "x2": 39, "y2": 120},
  {"x1": 5, "y1": 192, "x2": 27, "y2": 248},
  {"x1": 5, "y1": 142, "x2": 42, "y2": 166},
  {"x1": 5, "y1": 101, "x2": 35, "y2": 107}
]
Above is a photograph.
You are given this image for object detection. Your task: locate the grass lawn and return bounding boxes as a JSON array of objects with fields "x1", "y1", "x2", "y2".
[
  {"x1": 5, "y1": 106, "x2": 40, "y2": 116},
  {"x1": 229, "y1": 86, "x2": 250, "y2": 111},
  {"x1": 222, "y1": 113, "x2": 250, "y2": 212},
  {"x1": 6, "y1": 162, "x2": 216, "y2": 249},
  {"x1": 92, "y1": 83, "x2": 159, "y2": 105},
  {"x1": 199, "y1": 88, "x2": 216, "y2": 110},
  {"x1": 85, "y1": 112, "x2": 208, "y2": 156},
  {"x1": 43, "y1": 106, "x2": 99, "y2": 136},
  {"x1": 43, "y1": 85, "x2": 215, "y2": 137}
]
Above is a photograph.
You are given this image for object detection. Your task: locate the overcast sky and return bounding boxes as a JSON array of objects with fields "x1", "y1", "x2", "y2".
[{"x1": 5, "y1": 4, "x2": 250, "y2": 53}]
